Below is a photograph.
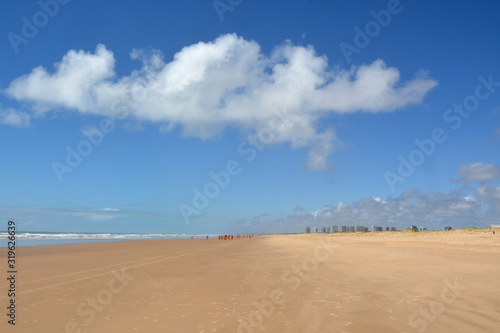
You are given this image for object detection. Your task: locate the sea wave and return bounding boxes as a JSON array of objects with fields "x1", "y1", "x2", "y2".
[{"x1": 0, "y1": 232, "x2": 218, "y2": 240}]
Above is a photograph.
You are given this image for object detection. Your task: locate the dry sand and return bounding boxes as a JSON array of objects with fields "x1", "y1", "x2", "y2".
[{"x1": 1, "y1": 229, "x2": 499, "y2": 332}]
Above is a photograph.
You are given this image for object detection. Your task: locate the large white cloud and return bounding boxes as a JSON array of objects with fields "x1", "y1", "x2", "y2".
[{"x1": 5, "y1": 34, "x2": 437, "y2": 170}]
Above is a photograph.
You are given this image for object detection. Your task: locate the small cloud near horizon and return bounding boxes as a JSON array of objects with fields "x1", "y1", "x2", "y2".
[{"x1": 452, "y1": 162, "x2": 500, "y2": 183}]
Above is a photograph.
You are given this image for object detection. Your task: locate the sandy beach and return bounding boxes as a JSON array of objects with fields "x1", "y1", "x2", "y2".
[{"x1": 1, "y1": 229, "x2": 499, "y2": 333}]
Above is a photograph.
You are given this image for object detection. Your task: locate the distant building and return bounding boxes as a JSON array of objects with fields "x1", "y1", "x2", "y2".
[
  {"x1": 419, "y1": 227, "x2": 427, "y2": 231},
  {"x1": 341, "y1": 225, "x2": 347, "y2": 232},
  {"x1": 305, "y1": 227, "x2": 311, "y2": 233},
  {"x1": 390, "y1": 227, "x2": 397, "y2": 231},
  {"x1": 331, "y1": 225, "x2": 338, "y2": 233},
  {"x1": 326, "y1": 227, "x2": 331, "y2": 233},
  {"x1": 490, "y1": 224, "x2": 500, "y2": 228},
  {"x1": 408, "y1": 225, "x2": 418, "y2": 230},
  {"x1": 355, "y1": 226, "x2": 365, "y2": 232},
  {"x1": 348, "y1": 226, "x2": 355, "y2": 232},
  {"x1": 444, "y1": 226, "x2": 452, "y2": 231},
  {"x1": 385, "y1": 226, "x2": 390, "y2": 231}
]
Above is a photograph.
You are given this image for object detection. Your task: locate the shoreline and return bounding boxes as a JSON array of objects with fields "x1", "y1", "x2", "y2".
[
  {"x1": 3, "y1": 227, "x2": 499, "y2": 248},
  {"x1": 0, "y1": 234, "x2": 222, "y2": 247}
]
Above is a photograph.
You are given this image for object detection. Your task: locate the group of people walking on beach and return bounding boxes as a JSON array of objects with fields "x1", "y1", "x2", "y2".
[
  {"x1": 192, "y1": 235, "x2": 254, "y2": 240},
  {"x1": 212, "y1": 235, "x2": 253, "y2": 240}
]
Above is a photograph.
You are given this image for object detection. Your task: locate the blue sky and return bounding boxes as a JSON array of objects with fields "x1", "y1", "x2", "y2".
[{"x1": 1, "y1": 0, "x2": 500, "y2": 234}]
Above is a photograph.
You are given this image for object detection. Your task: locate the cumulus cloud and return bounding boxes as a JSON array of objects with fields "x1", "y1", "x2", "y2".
[
  {"x1": 475, "y1": 185, "x2": 500, "y2": 212},
  {"x1": 453, "y1": 162, "x2": 500, "y2": 183},
  {"x1": 236, "y1": 187, "x2": 499, "y2": 233},
  {"x1": 5, "y1": 34, "x2": 437, "y2": 170},
  {"x1": 0, "y1": 106, "x2": 30, "y2": 127},
  {"x1": 6, "y1": 45, "x2": 116, "y2": 114}
]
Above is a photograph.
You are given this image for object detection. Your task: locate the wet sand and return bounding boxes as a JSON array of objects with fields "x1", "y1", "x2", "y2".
[{"x1": 1, "y1": 229, "x2": 499, "y2": 332}]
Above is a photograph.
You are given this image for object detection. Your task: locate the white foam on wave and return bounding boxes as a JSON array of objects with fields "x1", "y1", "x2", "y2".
[{"x1": 0, "y1": 232, "x2": 218, "y2": 240}]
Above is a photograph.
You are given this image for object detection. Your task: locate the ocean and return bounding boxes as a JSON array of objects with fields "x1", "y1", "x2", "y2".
[{"x1": 0, "y1": 232, "x2": 218, "y2": 247}]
